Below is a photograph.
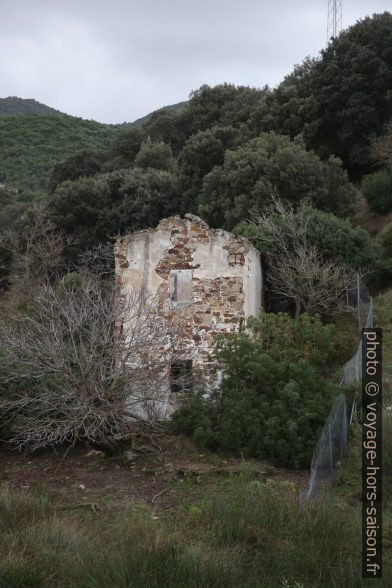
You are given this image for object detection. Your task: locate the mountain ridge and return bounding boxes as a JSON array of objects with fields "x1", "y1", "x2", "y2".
[
  {"x1": 0, "y1": 96, "x2": 66, "y2": 116},
  {"x1": 0, "y1": 96, "x2": 187, "y2": 126}
]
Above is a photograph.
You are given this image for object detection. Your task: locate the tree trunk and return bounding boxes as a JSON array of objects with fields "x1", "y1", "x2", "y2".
[{"x1": 91, "y1": 436, "x2": 119, "y2": 456}]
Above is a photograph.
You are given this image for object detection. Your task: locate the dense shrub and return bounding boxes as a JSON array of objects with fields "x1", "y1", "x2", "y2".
[
  {"x1": 178, "y1": 125, "x2": 239, "y2": 208},
  {"x1": 362, "y1": 166, "x2": 392, "y2": 214},
  {"x1": 143, "y1": 106, "x2": 186, "y2": 155},
  {"x1": 291, "y1": 13, "x2": 392, "y2": 175},
  {"x1": 100, "y1": 127, "x2": 144, "y2": 173},
  {"x1": 236, "y1": 205, "x2": 381, "y2": 271},
  {"x1": 181, "y1": 83, "x2": 265, "y2": 137},
  {"x1": 248, "y1": 312, "x2": 354, "y2": 368},
  {"x1": 134, "y1": 138, "x2": 175, "y2": 171},
  {"x1": 171, "y1": 329, "x2": 338, "y2": 468},
  {"x1": 48, "y1": 166, "x2": 180, "y2": 256},
  {"x1": 48, "y1": 149, "x2": 106, "y2": 194},
  {"x1": 198, "y1": 133, "x2": 355, "y2": 229}
]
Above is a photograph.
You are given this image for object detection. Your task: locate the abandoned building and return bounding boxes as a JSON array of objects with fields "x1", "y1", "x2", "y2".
[{"x1": 115, "y1": 214, "x2": 262, "y2": 415}]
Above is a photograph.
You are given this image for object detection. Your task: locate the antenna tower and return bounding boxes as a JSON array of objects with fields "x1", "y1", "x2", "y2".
[{"x1": 327, "y1": 0, "x2": 342, "y2": 46}]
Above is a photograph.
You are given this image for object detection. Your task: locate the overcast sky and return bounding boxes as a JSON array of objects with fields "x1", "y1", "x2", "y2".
[{"x1": 0, "y1": 0, "x2": 390, "y2": 124}]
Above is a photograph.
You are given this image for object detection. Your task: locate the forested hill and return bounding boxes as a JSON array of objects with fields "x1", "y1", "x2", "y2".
[
  {"x1": 0, "y1": 114, "x2": 120, "y2": 191},
  {"x1": 0, "y1": 97, "x2": 185, "y2": 191},
  {"x1": 127, "y1": 100, "x2": 187, "y2": 127},
  {"x1": 0, "y1": 97, "x2": 65, "y2": 116}
]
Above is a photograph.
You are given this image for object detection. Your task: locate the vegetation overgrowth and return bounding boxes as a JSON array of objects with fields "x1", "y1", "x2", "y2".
[{"x1": 1, "y1": 476, "x2": 390, "y2": 588}]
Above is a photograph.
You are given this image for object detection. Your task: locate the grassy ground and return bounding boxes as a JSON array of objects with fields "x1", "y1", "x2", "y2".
[
  {"x1": 0, "y1": 422, "x2": 391, "y2": 588},
  {"x1": 1, "y1": 475, "x2": 390, "y2": 588}
]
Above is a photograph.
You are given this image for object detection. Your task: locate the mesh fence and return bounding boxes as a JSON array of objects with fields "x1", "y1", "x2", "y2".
[
  {"x1": 305, "y1": 274, "x2": 372, "y2": 500},
  {"x1": 340, "y1": 298, "x2": 373, "y2": 389}
]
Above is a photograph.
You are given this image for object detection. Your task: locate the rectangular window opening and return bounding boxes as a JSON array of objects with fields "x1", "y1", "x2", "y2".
[
  {"x1": 171, "y1": 360, "x2": 193, "y2": 393},
  {"x1": 169, "y1": 269, "x2": 192, "y2": 304}
]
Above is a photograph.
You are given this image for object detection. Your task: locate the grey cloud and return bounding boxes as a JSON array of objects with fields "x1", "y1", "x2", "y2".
[{"x1": 0, "y1": 0, "x2": 390, "y2": 123}]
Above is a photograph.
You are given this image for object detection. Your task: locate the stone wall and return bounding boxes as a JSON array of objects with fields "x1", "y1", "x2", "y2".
[{"x1": 115, "y1": 214, "x2": 262, "y2": 387}]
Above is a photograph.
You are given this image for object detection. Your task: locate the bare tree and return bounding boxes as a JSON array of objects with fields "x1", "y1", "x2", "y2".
[
  {"x1": 0, "y1": 274, "x2": 181, "y2": 453},
  {"x1": 0, "y1": 202, "x2": 71, "y2": 297},
  {"x1": 267, "y1": 244, "x2": 356, "y2": 317},
  {"x1": 252, "y1": 199, "x2": 357, "y2": 317},
  {"x1": 77, "y1": 241, "x2": 115, "y2": 278}
]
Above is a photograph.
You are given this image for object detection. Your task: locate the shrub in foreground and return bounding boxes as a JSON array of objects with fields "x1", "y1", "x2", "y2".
[
  {"x1": 171, "y1": 333, "x2": 338, "y2": 468},
  {"x1": 247, "y1": 311, "x2": 352, "y2": 368}
]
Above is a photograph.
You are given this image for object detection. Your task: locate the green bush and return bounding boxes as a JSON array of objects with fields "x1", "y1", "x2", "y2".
[
  {"x1": 171, "y1": 331, "x2": 338, "y2": 468},
  {"x1": 247, "y1": 312, "x2": 350, "y2": 368},
  {"x1": 362, "y1": 166, "x2": 392, "y2": 214},
  {"x1": 236, "y1": 206, "x2": 381, "y2": 271},
  {"x1": 197, "y1": 132, "x2": 355, "y2": 229},
  {"x1": 254, "y1": 311, "x2": 359, "y2": 372},
  {"x1": 134, "y1": 137, "x2": 175, "y2": 171},
  {"x1": 48, "y1": 166, "x2": 181, "y2": 258}
]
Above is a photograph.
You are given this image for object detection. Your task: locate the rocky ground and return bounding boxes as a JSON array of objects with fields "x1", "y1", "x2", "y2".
[{"x1": 0, "y1": 434, "x2": 308, "y2": 515}]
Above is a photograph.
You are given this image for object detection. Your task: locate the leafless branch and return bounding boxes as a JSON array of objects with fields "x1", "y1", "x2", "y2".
[
  {"x1": 252, "y1": 198, "x2": 357, "y2": 317},
  {"x1": 77, "y1": 241, "x2": 115, "y2": 278},
  {"x1": 0, "y1": 202, "x2": 72, "y2": 297},
  {"x1": 0, "y1": 274, "x2": 182, "y2": 451}
]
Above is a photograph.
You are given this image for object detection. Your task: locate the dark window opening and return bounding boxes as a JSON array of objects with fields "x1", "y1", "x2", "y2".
[
  {"x1": 171, "y1": 360, "x2": 193, "y2": 393},
  {"x1": 170, "y1": 273, "x2": 178, "y2": 301}
]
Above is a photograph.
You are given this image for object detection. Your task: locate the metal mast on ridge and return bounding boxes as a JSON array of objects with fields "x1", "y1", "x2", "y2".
[{"x1": 327, "y1": 0, "x2": 343, "y2": 46}]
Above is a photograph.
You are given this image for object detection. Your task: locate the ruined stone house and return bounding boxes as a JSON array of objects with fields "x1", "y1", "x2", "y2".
[{"x1": 115, "y1": 214, "x2": 262, "y2": 415}]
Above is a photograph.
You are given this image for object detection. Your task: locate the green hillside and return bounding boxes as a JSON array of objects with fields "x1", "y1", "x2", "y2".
[
  {"x1": 0, "y1": 114, "x2": 120, "y2": 191},
  {"x1": 0, "y1": 97, "x2": 186, "y2": 191},
  {"x1": 0, "y1": 96, "x2": 65, "y2": 116},
  {"x1": 127, "y1": 100, "x2": 187, "y2": 127}
]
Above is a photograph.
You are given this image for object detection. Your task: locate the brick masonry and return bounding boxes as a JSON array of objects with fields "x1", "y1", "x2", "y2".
[{"x1": 115, "y1": 214, "x2": 262, "y2": 392}]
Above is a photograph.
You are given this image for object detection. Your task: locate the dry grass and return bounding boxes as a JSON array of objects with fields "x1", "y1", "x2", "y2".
[{"x1": 2, "y1": 478, "x2": 388, "y2": 588}]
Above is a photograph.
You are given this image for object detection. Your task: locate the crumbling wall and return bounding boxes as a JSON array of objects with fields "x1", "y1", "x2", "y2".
[{"x1": 115, "y1": 214, "x2": 262, "y2": 382}]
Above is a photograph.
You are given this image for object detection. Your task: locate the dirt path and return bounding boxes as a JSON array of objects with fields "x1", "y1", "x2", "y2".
[{"x1": 0, "y1": 435, "x2": 308, "y2": 513}]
